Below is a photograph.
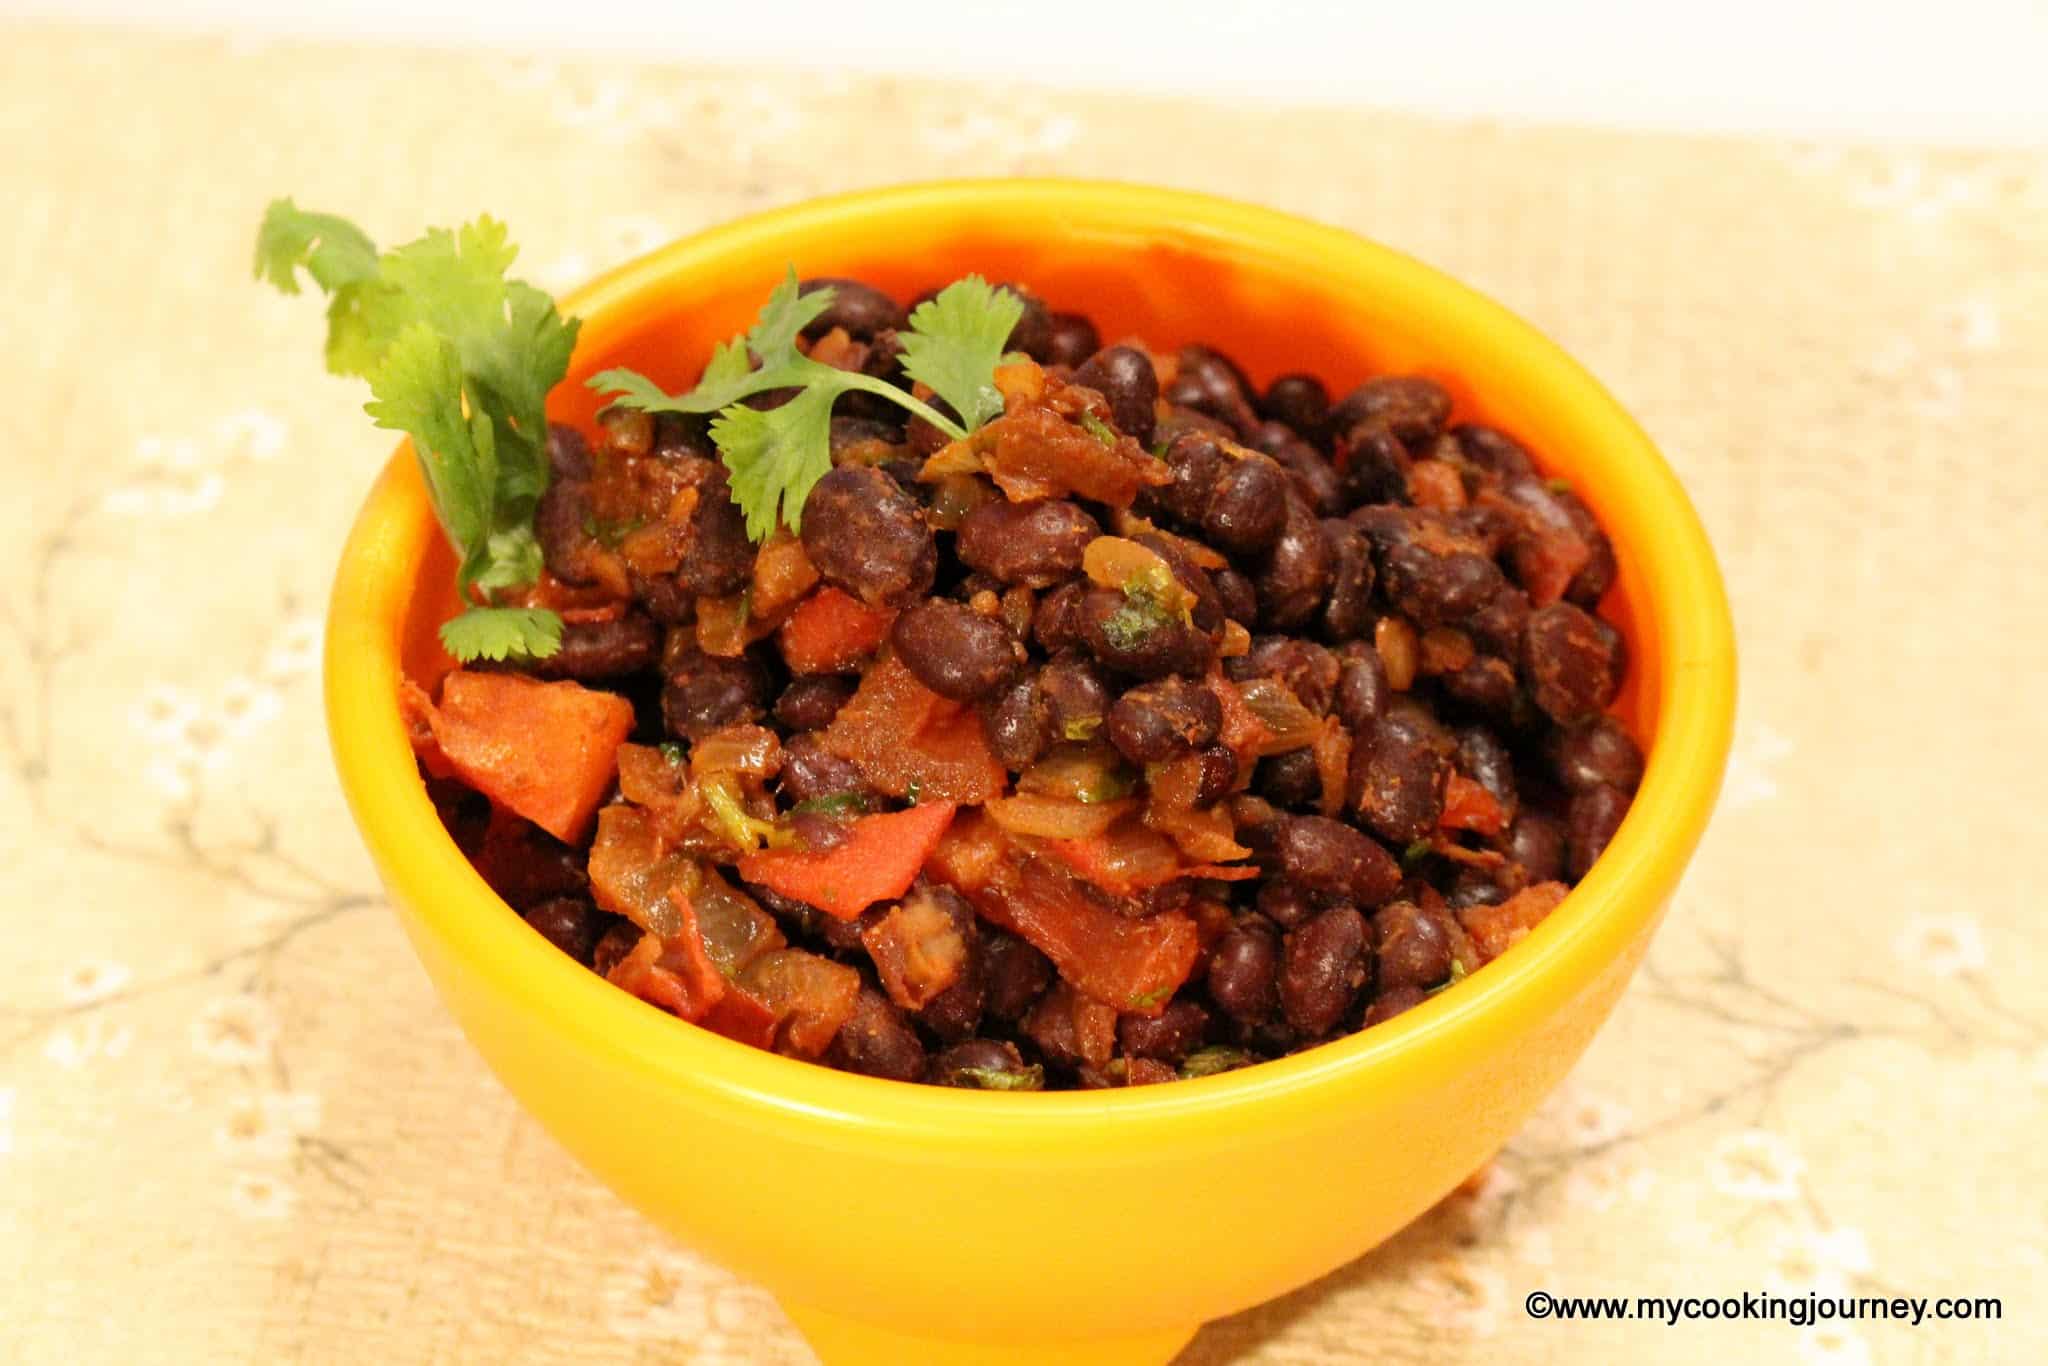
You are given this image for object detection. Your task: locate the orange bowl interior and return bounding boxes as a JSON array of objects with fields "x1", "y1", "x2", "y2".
[{"x1": 329, "y1": 180, "x2": 1735, "y2": 1360}]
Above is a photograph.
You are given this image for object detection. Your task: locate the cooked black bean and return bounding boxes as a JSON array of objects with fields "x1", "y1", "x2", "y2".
[
  {"x1": 997, "y1": 284, "x2": 1055, "y2": 361},
  {"x1": 982, "y1": 932, "x2": 1053, "y2": 1024},
  {"x1": 777, "y1": 731, "x2": 869, "y2": 805},
  {"x1": 1366, "y1": 509, "x2": 1505, "y2": 625},
  {"x1": 1032, "y1": 580, "x2": 1089, "y2": 655},
  {"x1": 1349, "y1": 703, "x2": 1453, "y2": 844},
  {"x1": 1466, "y1": 584, "x2": 1531, "y2": 657},
  {"x1": 1043, "y1": 311, "x2": 1101, "y2": 368},
  {"x1": 1190, "y1": 744, "x2": 1238, "y2": 805},
  {"x1": 799, "y1": 277, "x2": 905, "y2": 339},
  {"x1": 1363, "y1": 983, "x2": 1428, "y2": 1027},
  {"x1": 1253, "y1": 494, "x2": 1335, "y2": 630},
  {"x1": 1159, "y1": 431, "x2": 1230, "y2": 526},
  {"x1": 1202, "y1": 457, "x2": 1290, "y2": 555},
  {"x1": 789, "y1": 810, "x2": 854, "y2": 854},
  {"x1": 534, "y1": 477, "x2": 605, "y2": 587},
  {"x1": 1321, "y1": 520, "x2": 1377, "y2": 642},
  {"x1": 666, "y1": 461, "x2": 754, "y2": 597},
  {"x1": 1268, "y1": 437, "x2": 1346, "y2": 516},
  {"x1": 985, "y1": 674, "x2": 1054, "y2": 770},
  {"x1": 1336, "y1": 423, "x2": 1411, "y2": 508},
  {"x1": 1211, "y1": 566, "x2": 1259, "y2": 626},
  {"x1": 1077, "y1": 586, "x2": 1213, "y2": 678},
  {"x1": 591, "y1": 922, "x2": 640, "y2": 978},
  {"x1": 1280, "y1": 906, "x2": 1369, "y2": 1037},
  {"x1": 1447, "y1": 871, "x2": 1506, "y2": 909},
  {"x1": 1232, "y1": 635, "x2": 1340, "y2": 716},
  {"x1": 1523, "y1": 601, "x2": 1624, "y2": 724},
  {"x1": 1548, "y1": 715, "x2": 1644, "y2": 794},
  {"x1": 546, "y1": 422, "x2": 592, "y2": 479},
  {"x1": 1256, "y1": 880, "x2": 1318, "y2": 930},
  {"x1": 1255, "y1": 748, "x2": 1322, "y2": 808},
  {"x1": 1273, "y1": 815, "x2": 1401, "y2": 906},
  {"x1": 1105, "y1": 676, "x2": 1222, "y2": 765},
  {"x1": 1372, "y1": 901, "x2": 1457, "y2": 989},
  {"x1": 1328, "y1": 376, "x2": 1452, "y2": 447},
  {"x1": 932, "y1": 1038, "x2": 1038, "y2": 1088},
  {"x1": 1133, "y1": 533, "x2": 1226, "y2": 631},
  {"x1": 1072, "y1": 346, "x2": 1159, "y2": 445},
  {"x1": 522, "y1": 613, "x2": 661, "y2": 681},
  {"x1": 1441, "y1": 656, "x2": 1520, "y2": 717},
  {"x1": 661, "y1": 648, "x2": 770, "y2": 740},
  {"x1": 1167, "y1": 344, "x2": 1259, "y2": 436},
  {"x1": 1451, "y1": 423, "x2": 1535, "y2": 479},
  {"x1": 1567, "y1": 783, "x2": 1630, "y2": 879},
  {"x1": 913, "y1": 891, "x2": 986, "y2": 1043},
  {"x1": 956, "y1": 498, "x2": 1100, "y2": 587},
  {"x1": 598, "y1": 405, "x2": 654, "y2": 456},
  {"x1": 1039, "y1": 652, "x2": 1112, "y2": 742},
  {"x1": 1334, "y1": 644, "x2": 1391, "y2": 733},
  {"x1": 892, "y1": 599, "x2": 1025, "y2": 702},
  {"x1": 522, "y1": 897, "x2": 610, "y2": 965},
  {"x1": 800, "y1": 466, "x2": 936, "y2": 608},
  {"x1": 1457, "y1": 726, "x2": 1519, "y2": 819},
  {"x1": 1119, "y1": 1000, "x2": 1211, "y2": 1063},
  {"x1": 774, "y1": 674, "x2": 856, "y2": 732},
  {"x1": 1504, "y1": 810, "x2": 1568, "y2": 884},
  {"x1": 828, "y1": 414, "x2": 906, "y2": 458},
  {"x1": 824, "y1": 987, "x2": 928, "y2": 1082},
  {"x1": 1260, "y1": 373, "x2": 1330, "y2": 438},
  {"x1": 652, "y1": 411, "x2": 715, "y2": 462},
  {"x1": 1207, "y1": 918, "x2": 1280, "y2": 1024}
]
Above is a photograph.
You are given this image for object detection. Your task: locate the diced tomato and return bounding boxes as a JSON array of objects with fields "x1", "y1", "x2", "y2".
[
  {"x1": 777, "y1": 587, "x2": 896, "y2": 675},
  {"x1": 700, "y1": 987, "x2": 779, "y2": 1049},
  {"x1": 1440, "y1": 773, "x2": 1508, "y2": 837},
  {"x1": 859, "y1": 891, "x2": 969, "y2": 1009},
  {"x1": 419, "y1": 670, "x2": 634, "y2": 843},
  {"x1": 737, "y1": 801, "x2": 960, "y2": 920},
  {"x1": 737, "y1": 949, "x2": 863, "y2": 1058},
  {"x1": 1043, "y1": 820, "x2": 1185, "y2": 896},
  {"x1": 605, "y1": 890, "x2": 726, "y2": 1024},
  {"x1": 1457, "y1": 880, "x2": 1569, "y2": 963},
  {"x1": 1023, "y1": 980, "x2": 1119, "y2": 1068},
  {"x1": 925, "y1": 807, "x2": 1009, "y2": 892},
  {"x1": 976, "y1": 403, "x2": 1172, "y2": 508},
  {"x1": 823, "y1": 654, "x2": 1005, "y2": 803}
]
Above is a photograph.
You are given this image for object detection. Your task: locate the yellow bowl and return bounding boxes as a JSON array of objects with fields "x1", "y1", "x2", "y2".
[{"x1": 326, "y1": 180, "x2": 1735, "y2": 1365}]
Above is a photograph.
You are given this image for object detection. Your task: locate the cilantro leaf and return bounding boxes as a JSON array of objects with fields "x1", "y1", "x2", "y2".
[
  {"x1": 254, "y1": 198, "x2": 379, "y2": 297},
  {"x1": 438, "y1": 607, "x2": 563, "y2": 663},
  {"x1": 745, "y1": 268, "x2": 835, "y2": 366},
  {"x1": 897, "y1": 276, "x2": 1024, "y2": 432},
  {"x1": 363, "y1": 323, "x2": 495, "y2": 555},
  {"x1": 710, "y1": 386, "x2": 839, "y2": 542}
]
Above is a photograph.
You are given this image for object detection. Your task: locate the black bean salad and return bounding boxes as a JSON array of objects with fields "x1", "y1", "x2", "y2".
[{"x1": 262, "y1": 203, "x2": 1641, "y2": 1089}]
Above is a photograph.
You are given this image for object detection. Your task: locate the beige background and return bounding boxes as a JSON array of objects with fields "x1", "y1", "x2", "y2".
[{"x1": 3, "y1": 24, "x2": 2043, "y2": 1365}]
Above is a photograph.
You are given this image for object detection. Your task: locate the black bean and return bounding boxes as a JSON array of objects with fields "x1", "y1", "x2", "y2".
[
  {"x1": 1232, "y1": 635, "x2": 1340, "y2": 715},
  {"x1": 1321, "y1": 521, "x2": 1377, "y2": 643},
  {"x1": 522, "y1": 897, "x2": 609, "y2": 965},
  {"x1": 1442, "y1": 656, "x2": 1520, "y2": 717},
  {"x1": 1466, "y1": 584, "x2": 1531, "y2": 657},
  {"x1": 1039, "y1": 652, "x2": 1112, "y2": 742},
  {"x1": 1256, "y1": 879, "x2": 1318, "y2": 930},
  {"x1": 1280, "y1": 906, "x2": 1369, "y2": 1037},
  {"x1": 800, "y1": 466, "x2": 936, "y2": 609},
  {"x1": 891, "y1": 598, "x2": 1025, "y2": 702},
  {"x1": 1207, "y1": 918, "x2": 1280, "y2": 1024},
  {"x1": 521, "y1": 613, "x2": 660, "y2": 680},
  {"x1": 1567, "y1": 783, "x2": 1630, "y2": 879},
  {"x1": 1119, "y1": 1000, "x2": 1211, "y2": 1063},
  {"x1": 999, "y1": 285, "x2": 1056, "y2": 361},
  {"x1": 1202, "y1": 458, "x2": 1290, "y2": 555},
  {"x1": 824, "y1": 987, "x2": 928, "y2": 1081},
  {"x1": 798, "y1": 277, "x2": 905, "y2": 340},
  {"x1": 1212, "y1": 567, "x2": 1259, "y2": 626},
  {"x1": 1553, "y1": 488, "x2": 1618, "y2": 606},
  {"x1": 1363, "y1": 509, "x2": 1504, "y2": 626},
  {"x1": 1269, "y1": 438, "x2": 1346, "y2": 517},
  {"x1": 1255, "y1": 748, "x2": 1322, "y2": 809},
  {"x1": 1457, "y1": 726, "x2": 1519, "y2": 818},
  {"x1": 1032, "y1": 580, "x2": 1089, "y2": 655},
  {"x1": 1452, "y1": 423, "x2": 1536, "y2": 479},
  {"x1": 1253, "y1": 495, "x2": 1334, "y2": 630},
  {"x1": 914, "y1": 891, "x2": 987, "y2": 1043},
  {"x1": 1133, "y1": 533, "x2": 1225, "y2": 631},
  {"x1": 1273, "y1": 815, "x2": 1401, "y2": 906},
  {"x1": 1159, "y1": 432, "x2": 1230, "y2": 527},
  {"x1": 773, "y1": 674, "x2": 856, "y2": 732},
  {"x1": 1329, "y1": 376, "x2": 1452, "y2": 447},
  {"x1": 1167, "y1": 344, "x2": 1259, "y2": 436},
  {"x1": 534, "y1": 477, "x2": 606, "y2": 587},
  {"x1": 1334, "y1": 645, "x2": 1391, "y2": 733},
  {"x1": 1260, "y1": 373, "x2": 1330, "y2": 438},
  {"x1": 670, "y1": 462, "x2": 754, "y2": 597},
  {"x1": 1522, "y1": 602, "x2": 1624, "y2": 724},
  {"x1": 1504, "y1": 810, "x2": 1568, "y2": 884},
  {"x1": 1447, "y1": 872, "x2": 1505, "y2": 909},
  {"x1": 661, "y1": 648, "x2": 770, "y2": 740},
  {"x1": 1363, "y1": 983, "x2": 1428, "y2": 1027},
  {"x1": 652, "y1": 411, "x2": 716, "y2": 462},
  {"x1": 1077, "y1": 587, "x2": 1213, "y2": 679},
  {"x1": 1072, "y1": 346, "x2": 1159, "y2": 445},
  {"x1": 1336, "y1": 423, "x2": 1411, "y2": 508},
  {"x1": 983, "y1": 931, "x2": 1053, "y2": 1024},
  {"x1": 1106, "y1": 676, "x2": 1222, "y2": 764},
  {"x1": 629, "y1": 569, "x2": 695, "y2": 625},
  {"x1": 546, "y1": 422, "x2": 592, "y2": 480},
  {"x1": 789, "y1": 810, "x2": 854, "y2": 854},
  {"x1": 591, "y1": 922, "x2": 639, "y2": 978},
  {"x1": 1548, "y1": 716, "x2": 1644, "y2": 794},
  {"x1": 777, "y1": 732, "x2": 869, "y2": 805},
  {"x1": 984, "y1": 674, "x2": 1053, "y2": 771},
  {"x1": 828, "y1": 415, "x2": 906, "y2": 458},
  {"x1": 955, "y1": 498, "x2": 1100, "y2": 587},
  {"x1": 932, "y1": 1039, "x2": 1038, "y2": 1088},
  {"x1": 1349, "y1": 704, "x2": 1453, "y2": 844},
  {"x1": 1043, "y1": 312, "x2": 1101, "y2": 368},
  {"x1": 1191, "y1": 744, "x2": 1239, "y2": 805},
  {"x1": 1372, "y1": 901, "x2": 1457, "y2": 989}
]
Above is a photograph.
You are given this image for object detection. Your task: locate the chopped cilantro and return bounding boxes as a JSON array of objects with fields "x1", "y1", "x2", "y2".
[
  {"x1": 1179, "y1": 1046, "x2": 1254, "y2": 1079},
  {"x1": 1077, "y1": 411, "x2": 1117, "y2": 447},
  {"x1": 951, "y1": 1064, "x2": 1046, "y2": 1091},
  {"x1": 792, "y1": 792, "x2": 871, "y2": 817}
]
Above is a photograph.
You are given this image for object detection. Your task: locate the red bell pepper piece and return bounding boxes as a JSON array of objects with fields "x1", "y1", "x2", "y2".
[
  {"x1": 416, "y1": 670, "x2": 634, "y2": 843},
  {"x1": 737, "y1": 801, "x2": 960, "y2": 920}
]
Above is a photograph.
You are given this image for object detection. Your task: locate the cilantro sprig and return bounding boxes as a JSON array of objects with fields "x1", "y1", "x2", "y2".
[
  {"x1": 590, "y1": 271, "x2": 1025, "y2": 540},
  {"x1": 254, "y1": 199, "x2": 577, "y2": 662}
]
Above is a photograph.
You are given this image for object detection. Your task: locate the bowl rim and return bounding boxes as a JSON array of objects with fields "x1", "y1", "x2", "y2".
[{"x1": 326, "y1": 177, "x2": 1736, "y2": 1145}]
